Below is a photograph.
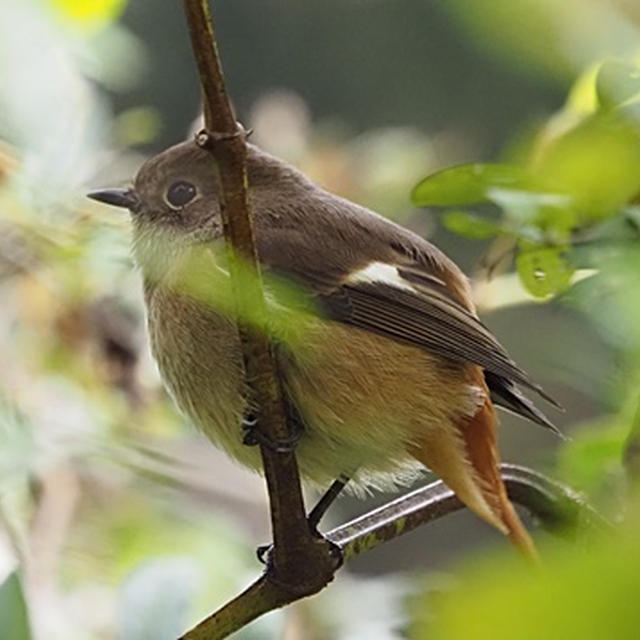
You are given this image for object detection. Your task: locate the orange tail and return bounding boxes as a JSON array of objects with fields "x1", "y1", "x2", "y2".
[
  {"x1": 410, "y1": 370, "x2": 538, "y2": 563},
  {"x1": 461, "y1": 395, "x2": 539, "y2": 562}
]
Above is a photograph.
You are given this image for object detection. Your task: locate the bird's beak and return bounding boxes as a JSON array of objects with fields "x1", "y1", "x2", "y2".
[{"x1": 87, "y1": 187, "x2": 140, "y2": 211}]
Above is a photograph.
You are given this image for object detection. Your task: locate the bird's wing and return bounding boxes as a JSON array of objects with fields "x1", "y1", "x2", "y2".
[{"x1": 255, "y1": 199, "x2": 560, "y2": 433}]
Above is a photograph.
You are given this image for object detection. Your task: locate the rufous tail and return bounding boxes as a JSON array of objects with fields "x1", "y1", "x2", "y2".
[{"x1": 409, "y1": 369, "x2": 539, "y2": 563}]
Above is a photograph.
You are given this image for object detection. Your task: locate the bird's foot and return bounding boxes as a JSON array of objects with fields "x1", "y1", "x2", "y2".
[
  {"x1": 256, "y1": 543, "x2": 272, "y2": 565},
  {"x1": 307, "y1": 475, "x2": 351, "y2": 531}
]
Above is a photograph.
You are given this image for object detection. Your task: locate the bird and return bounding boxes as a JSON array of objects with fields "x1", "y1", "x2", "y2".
[{"x1": 88, "y1": 138, "x2": 561, "y2": 560}]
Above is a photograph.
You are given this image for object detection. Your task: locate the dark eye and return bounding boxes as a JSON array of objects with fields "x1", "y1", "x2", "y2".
[{"x1": 166, "y1": 180, "x2": 197, "y2": 208}]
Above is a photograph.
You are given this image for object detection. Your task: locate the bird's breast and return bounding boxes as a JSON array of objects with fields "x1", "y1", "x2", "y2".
[
  {"x1": 145, "y1": 283, "x2": 258, "y2": 465},
  {"x1": 144, "y1": 279, "x2": 486, "y2": 492}
]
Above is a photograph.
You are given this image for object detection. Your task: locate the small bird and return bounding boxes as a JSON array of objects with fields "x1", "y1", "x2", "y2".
[{"x1": 88, "y1": 139, "x2": 561, "y2": 560}]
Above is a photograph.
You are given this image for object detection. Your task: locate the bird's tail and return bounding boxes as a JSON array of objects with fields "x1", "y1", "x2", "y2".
[{"x1": 409, "y1": 372, "x2": 538, "y2": 563}]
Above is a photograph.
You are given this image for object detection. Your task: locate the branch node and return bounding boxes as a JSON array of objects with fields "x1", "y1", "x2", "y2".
[
  {"x1": 242, "y1": 410, "x2": 303, "y2": 452},
  {"x1": 263, "y1": 548, "x2": 339, "y2": 597},
  {"x1": 195, "y1": 123, "x2": 252, "y2": 149}
]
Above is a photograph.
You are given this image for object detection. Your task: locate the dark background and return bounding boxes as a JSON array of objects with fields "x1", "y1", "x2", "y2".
[{"x1": 119, "y1": 0, "x2": 562, "y2": 156}]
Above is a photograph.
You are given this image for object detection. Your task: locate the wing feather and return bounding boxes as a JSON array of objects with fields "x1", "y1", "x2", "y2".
[
  {"x1": 253, "y1": 184, "x2": 560, "y2": 431},
  {"x1": 321, "y1": 278, "x2": 561, "y2": 413}
]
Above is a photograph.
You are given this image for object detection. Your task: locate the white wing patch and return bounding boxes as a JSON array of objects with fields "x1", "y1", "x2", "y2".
[{"x1": 348, "y1": 262, "x2": 415, "y2": 291}]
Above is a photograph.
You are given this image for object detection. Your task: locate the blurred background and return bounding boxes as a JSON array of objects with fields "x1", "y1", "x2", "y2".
[{"x1": 1, "y1": 0, "x2": 640, "y2": 638}]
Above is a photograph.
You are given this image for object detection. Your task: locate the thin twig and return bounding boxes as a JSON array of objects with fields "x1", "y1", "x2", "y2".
[{"x1": 331, "y1": 463, "x2": 609, "y2": 558}]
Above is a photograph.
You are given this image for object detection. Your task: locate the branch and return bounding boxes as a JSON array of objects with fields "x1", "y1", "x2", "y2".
[
  {"x1": 182, "y1": 0, "x2": 336, "y2": 587},
  {"x1": 181, "y1": 464, "x2": 608, "y2": 639},
  {"x1": 330, "y1": 463, "x2": 610, "y2": 558},
  {"x1": 180, "y1": 577, "x2": 296, "y2": 640}
]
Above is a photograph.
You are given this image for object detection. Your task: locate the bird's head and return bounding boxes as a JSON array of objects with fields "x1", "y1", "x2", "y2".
[{"x1": 89, "y1": 140, "x2": 227, "y2": 278}]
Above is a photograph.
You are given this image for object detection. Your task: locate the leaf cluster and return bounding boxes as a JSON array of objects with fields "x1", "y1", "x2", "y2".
[{"x1": 412, "y1": 59, "x2": 640, "y2": 298}]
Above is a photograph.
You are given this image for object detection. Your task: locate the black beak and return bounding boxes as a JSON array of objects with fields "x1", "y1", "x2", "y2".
[{"x1": 87, "y1": 187, "x2": 140, "y2": 211}]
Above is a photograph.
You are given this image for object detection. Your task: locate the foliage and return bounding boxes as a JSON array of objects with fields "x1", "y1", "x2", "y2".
[
  {"x1": 408, "y1": 3, "x2": 640, "y2": 637},
  {"x1": 50, "y1": 0, "x2": 127, "y2": 27},
  {"x1": 413, "y1": 59, "x2": 640, "y2": 299},
  {"x1": 0, "y1": 573, "x2": 31, "y2": 640},
  {"x1": 409, "y1": 521, "x2": 640, "y2": 640}
]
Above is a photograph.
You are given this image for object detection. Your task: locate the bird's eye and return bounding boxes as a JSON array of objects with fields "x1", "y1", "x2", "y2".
[{"x1": 166, "y1": 180, "x2": 197, "y2": 208}]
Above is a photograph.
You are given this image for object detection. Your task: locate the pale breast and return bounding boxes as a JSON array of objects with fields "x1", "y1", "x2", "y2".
[
  {"x1": 145, "y1": 284, "x2": 262, "y2": 469},
  {"x1": 144, "y1": 282, "x2": 484, "y2": 493}
]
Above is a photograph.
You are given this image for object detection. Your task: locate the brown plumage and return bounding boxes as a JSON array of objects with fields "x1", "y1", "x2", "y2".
[{"x1": 88, "y1": 140, "x2": 560, "y2": 559}]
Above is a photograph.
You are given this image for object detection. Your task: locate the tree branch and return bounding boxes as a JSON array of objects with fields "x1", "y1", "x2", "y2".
[
  {"x1": 181, "y1": 464, "x2": 608, "y2": 639},
  {"x1": 330, "y1": 463, "x2": 609, "y2": 558},
  {"x1": 182, "y1": 0, "x2": 336, "y2": 586}
]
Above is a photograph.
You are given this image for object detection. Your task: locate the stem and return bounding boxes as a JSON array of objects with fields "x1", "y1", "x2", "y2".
[
  {"x1": 180, "y1": 576, "x2": 294, "y2": 640},
  {"x1": 331, "y1": 463, "x2": 609, "y2": 558},
  {"x1": 182, "y1": 0, "x2": 335, "y2": 585}
]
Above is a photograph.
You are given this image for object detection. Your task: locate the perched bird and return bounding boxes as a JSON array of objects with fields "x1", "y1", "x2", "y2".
[{"x1": 88, "y1": 139, "x2": 560, "y2": 560}]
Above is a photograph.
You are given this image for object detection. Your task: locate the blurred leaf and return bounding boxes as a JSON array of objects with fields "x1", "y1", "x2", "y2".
[
  {"x1": 151, "y1": 243, "x2": 319, "y2": 350},
  {"x1": 0, "y1": 392, "x2": 37, "y2": 483},
  {"x1": 80, "y1": 25, "x2": 148, "y2": 91},
  {"x1": 411, "y1": 527, "x2": 640, "y2": 640},
  {"x1": 67, "y1": 497, "x2": 253, "y2": 602},
  {"x1": 596, "y1": 60, "x2": 640, "y2": 111},
  {"x1": 487, "y1": 188, "x2": 574, "y2": 233},
  {"x1": 116, "y1": 558, "x2": 199, "y2": 640},
  {"x1": 0, "y1": 0, "x2": 111, "y2": 202},
  {"x1": 0, "y1": 572, "x2": 31, "y2": 640},
  {"x1": 441, "y1": 211, "x2": 502, "y2": 239},
  {"x1": 555, "y1": 420, "x2": 627, "y2": 504},
  {"x1": 568, "y1": 244, "x2": 640, "y2": 351},
  {"x1": 412, "y1": 164, "x2": 542, "y2": 207},
  {"x1": 536, "y1": 112, "x2": 640, "y2": 221},
  {"x1": 444, "y1": 0, "x2": 639, "y2": 81},
  {"x1": 50, "y1": 0, "x2": 127, "y2": 26},
  {"x1": 565, "y1": 63, "x2": 600, "y2": 117},
  {"x1": 114, "y1": 107, "x2": 163, "y2": 147},
  {"x1": 625, "y1": 204, "x2": 640, "y2": 228},
  {"x1": 516, "y1": 246, "x2": 573, "y2": 298}
]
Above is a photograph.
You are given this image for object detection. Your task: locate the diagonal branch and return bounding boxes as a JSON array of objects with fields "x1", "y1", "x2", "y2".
[
  {"x1": 330, "y1": 463, "x2": 610, "y2": 559},
  {"x1": 180, "y1": 464, "x2": 608, "y2": 639}
]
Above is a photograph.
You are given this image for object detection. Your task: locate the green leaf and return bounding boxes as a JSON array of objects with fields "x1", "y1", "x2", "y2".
[
  {"x1": 410, "y1": 526, "x2": 640, "y2": 640},
  {"x1": 555, "y1": 420, "x2": 627, "y2": 506},
  {"x1": 442, "y1": 211, "x2": 502, "y2": 239},
  {"x1": 487, "y1": 188, "x2": 574, "y2": 232},
  {"x1": 411, "y1": 164, "x2": 542, "y2": 207},
  {"x1": 0, "y1": 572, "x2": 31, "y2": 640},
  {"x1": 596, "y1": 60, "x2": 640, "y2": 111},
  {"x1": 516, "y1": 247, "x2": 573, "y2": 298},
  {"x1": 565, "y1": 63, "x2": 600, "y2": 116},
  {"x1": 536, "y1": 112, "x2": 640, "y2": 221}
]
